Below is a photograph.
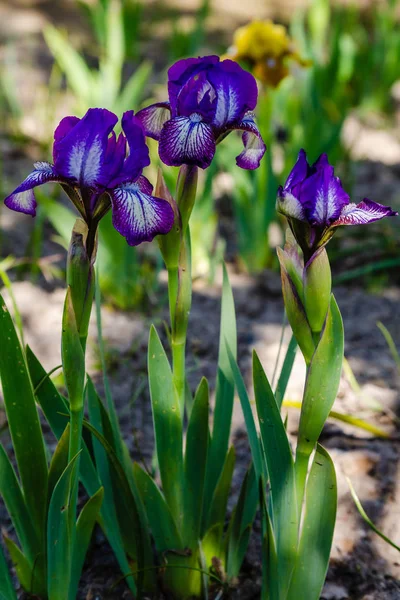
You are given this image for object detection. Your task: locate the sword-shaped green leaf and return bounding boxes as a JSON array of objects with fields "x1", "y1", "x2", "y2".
[
  {"x1": 69, "y1": 487, "x2": 104, "y2": 600},
  {"x1": 184, "y1": 377, "x2": 209, "y2": 548},
  {"x1": 3, "y1": 539, "x2": 36, "y2": 596},
  {"x1": 0, "y1": 542, "x2": 17, "y2": 600},
  {"x1": 253, "y1": 351, "x2": 298, "y2": 598},
  {"x1": 134, "y1": 464, "x2": 182, "y2": 552},
  {"x1": 0, "y1": 445, "x2": 40, "y2": 565},
  {"x1": 204, "y1": 265, "x2": 237, "y2": 509},
  {"x1": 296, "y1": 295, "x2": 344, "y2": 460},
  {"x1": 47, "y1": 453, "x2": 80, "y2": 599},
  {"x1": 148, "y1": 325, "x2": 184, "y2": 524},
  {"x1": 0, "y1": 293, "x2": 48, "y2": 536},
  {"x1": 205, "y1": 446, "x2": 235, "y2": 532},
  {"x1": 286, "y1": 445, "x2": 337, "y2": 600},
  {"x1": 27, "y1": 348, "x2": 136, "y2": 595}
]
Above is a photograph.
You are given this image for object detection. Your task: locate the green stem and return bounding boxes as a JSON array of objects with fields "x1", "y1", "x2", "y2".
[{"x1": 167, "y1": 266, "x2": 179, "y2": 328}]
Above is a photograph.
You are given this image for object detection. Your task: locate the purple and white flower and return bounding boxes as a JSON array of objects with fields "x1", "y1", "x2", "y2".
[
  {"x1": 4, "y1": 108, "x2": 174, "y2": 246},
  {"x1": 277, "y1": 149, "x2": 397, "y2": 258},
  {"x1": 136, "y1": 55, "x2": 266, "y2": 170}
]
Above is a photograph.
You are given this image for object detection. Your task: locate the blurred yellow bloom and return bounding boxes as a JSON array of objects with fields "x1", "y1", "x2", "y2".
[{"x1": 229, "y1": 20, "x2": 309, "y2": 88}]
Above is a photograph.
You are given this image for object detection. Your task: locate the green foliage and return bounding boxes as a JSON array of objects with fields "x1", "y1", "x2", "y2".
[{"x1": 0, "y1": 292, "x2": 103, "y2": 598}]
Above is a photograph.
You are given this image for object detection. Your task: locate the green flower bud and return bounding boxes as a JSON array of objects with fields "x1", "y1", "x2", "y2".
[
  {"x1": 277, "y1": 247, "x2": 315, "y2": 365},
  {"x1": 66, "y1": 218, "x2": 95, "y2": 346},
  {"x1": 303, "y1": 248, "x2": 332, "y2": 334}
]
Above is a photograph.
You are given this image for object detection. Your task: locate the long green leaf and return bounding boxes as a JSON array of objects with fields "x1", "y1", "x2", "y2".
[
  {"x1": 47, "y1": 424, "x2": 70, "y2": 508},
  {"x1": 348, "y1": 478, "x2": 400, "y2": 553},
  {"x1": 148, "y1": 325, "x2": 184, "y2": 523},
  {"x1": 0, "y1": 542, "x2": 17, "y2": 600},
  {"x1": 274, "y1": 334, "x2": 297, "y2": 408},
  {"x1": 287, "y1": 445, "x2": 337, "y2": 600},
  {"x1": 226, "y1": 466, "x2": 257, "y2": 579},
  {"x1": 27, "y1": 349, "x2": 136, "y2": 596},
  {"x1": 253, "y1": 351, "x2": 298, "y2": 597},
  {"x1": 134, "y1": 464, "x2": 182, "y2": 552},
  {"x1": 82, "y1": 418, "x2": 143, "y2": 594},
  {"x1": 0, "y1": 445, "x2": 40, "y2": 564},
  {"x1": 0, "y1": 293, "x2": 48, "y2": 534},
  {"x1": 205, "y1": 265, "x2": 237, "y2": 505},
  {"x1": 184, "y1": 378, "x2": 209, "y2": 548},
  {"x1": 296, "y1": 295, "x2": 344, "y2": 459},
  {"x1": 227, "y1": 348, "x2": 264, "y2": 482},
  {"x1": 47, "y1": 453, "x2": 79, "y2": 600},
  {"x1": 205, "y1": 446, "x2": 235, "y2": 532},
  {"x1": 62, "y1": 287, "x2": 85, "y2": 412},
  {"x1": 3, "y1": 539, "x2": 35, "y2": 596},
  {"x1": 69, "y1": 487, "x2": 104, "y2": 600},
  {"x1": 86, "y1": 378, "x2": 138, "y2": 593}
]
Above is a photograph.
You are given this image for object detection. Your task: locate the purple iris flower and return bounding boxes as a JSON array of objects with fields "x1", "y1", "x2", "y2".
[
  {"x1": 277, "y1": 149, "x2": 397, "y2": 259},
  {"x1": 4, "y1": 108, "x2": 174, "y2": 247},
  {"x1": 136, "y1": 55, "x2": 266, "y2": 170}
]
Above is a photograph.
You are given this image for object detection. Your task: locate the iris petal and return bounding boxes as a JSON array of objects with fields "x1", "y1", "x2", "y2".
[
  {"x1": 276, "y1": 187, "x2": 306, "y2": 222},
  {"x1": 4, "y1": 162, "x2": 63, "y2": 216},
  {"x1": 332, "y1": 198, "x2": 398, "y2": 227},
  {"x1": 110, "y1": 111, "x2": 150, "y2": 185},
  {"x1": 227, "y1": 112, "x2": 266, "y2": 169},
  {"x1": 158, "y1": 115, "x2": 216, "y2": 169},
  {"x1": 301, "y1": 166, "x2": 349, "y2": 226},
  {"x1": 208, "y1": 60, "x2": 258, "y2": 128},
  {"x1": 135, "y1": 103, "x2": 171, "y2": 140},
  {"x1": 54, "y1": 108, "x2": 118, "y2": 188},
  {"x1": 53, "y1": 116, "x2": 80, "y2": 162},
  {"x1": 110, "y1": 176, "x2": 174, "y2": 246},
  {"x1": 168, "y1": 56, "x2": 220, "y2": 115},
  {"x1": 284, "y1": 149, "x2": 309, "y2": 191}
]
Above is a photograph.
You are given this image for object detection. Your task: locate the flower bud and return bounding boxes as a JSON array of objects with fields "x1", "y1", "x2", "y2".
[
  {"x1": 303, "y1": 248, "x2": 332, "y2": 334},
  {"x1": 277, "y1": 247, "x2": 315, "y2": 364},
  {"x1": 66, "y1": 218, "x2": 95, "y2": 345}
]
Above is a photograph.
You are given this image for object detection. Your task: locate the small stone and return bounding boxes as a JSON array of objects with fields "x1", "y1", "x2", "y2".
[{"x1": 321, "y1": 582, "x2": 349, "y2": 599}]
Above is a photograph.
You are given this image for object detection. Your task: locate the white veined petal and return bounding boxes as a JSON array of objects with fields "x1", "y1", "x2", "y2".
[{"x1": 110, "y1": 182, "x2": 174, "y2": 246}]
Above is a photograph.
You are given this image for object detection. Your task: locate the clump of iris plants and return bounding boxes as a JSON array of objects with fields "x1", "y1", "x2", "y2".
[{"x1": 0, "y1": 50, "x2": 397, "y2": 600}]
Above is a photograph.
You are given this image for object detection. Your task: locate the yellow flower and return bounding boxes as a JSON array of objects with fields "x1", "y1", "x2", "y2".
[{"x1": 229, "y1": 20, "x2": 309, "y2": 88}]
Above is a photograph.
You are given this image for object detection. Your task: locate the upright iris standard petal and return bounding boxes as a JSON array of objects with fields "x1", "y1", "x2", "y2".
[
  {"x1": 159, "y1": 115, "x2": 216, "y2": 169},
  {"x1": 110, "y1": 176, "x2": 175, "y2": 246},
  {"x1": 53, "y1": 116, "x2": 81, "y2": 162},
  {"x1": 208, "y1": 60, "x2": 258, "y2": 128},
  {"x1": 111, "y1": 111, "x2": 151, "y2": 185},
  {"x1": 300, "y1": 159, "x2": 349, "y2": 226},
  {"x1": 168, "y1": 55, "x2": 220, "y2": 115},
  {"x1": 137, "y1": 55, "x2": 266, "y2": 170},
  {"x1": 276, "y1": 149, "x2": 397, "y2": 258},
  {"x1": 4, "y1": 162, "x2": 63, "y2": 216},
  {"x1": 53, "y1": 108, "x2": 118, "y2": 188}
]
